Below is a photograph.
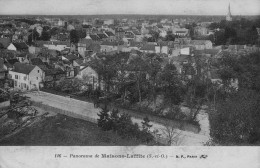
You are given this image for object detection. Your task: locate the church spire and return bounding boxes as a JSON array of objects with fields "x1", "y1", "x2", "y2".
[{"x1": 226, "y1": 3, "x2": 232, "y2": 21}]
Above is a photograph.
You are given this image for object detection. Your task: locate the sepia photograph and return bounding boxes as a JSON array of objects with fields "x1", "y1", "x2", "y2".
[{"x1": 0, "y1": 0, "x2": 259, "y2": 167}]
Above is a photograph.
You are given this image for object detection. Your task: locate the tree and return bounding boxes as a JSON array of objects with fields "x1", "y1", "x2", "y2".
[
  {"x1": 149, "y1": 30, "x2": 159, "y2": 42},
  {"x1": 224, "y1": 27, "x2": 237, "y2": 44},
  {"x1": 209, "y1": 51, "x2": 260, "y2": 145},
  {"x1": 165, "y1": 34, "x2": 175, "y2": 41},
  {"x1": 214, "y1": 30, "x2": 226, "y2": 45},
  {"x1": 28, "y1": 28, "x2": 40, "y2": 44},
  {"x1": 113, "y1": 53, "x2": 132, "y2": 103},
  {"x1": 50, "y1": 27, "x2": 59, "y2": 36},
  {"x1": 128, "y1": 56, "x2": 150, "y2": 103},
  {"x1": 145, "y1": 53, "x2": 162, "y2": 104},
  {"x1": 41, "y1": 30, "x2": 51, "y2": 41},
  {"x1": 97, "y1": 105, "x2": 112, "y2": 131},
  {"x1": 160, "y1": 63, "x2": 185, "y2": 106},
  {"x1": 161, "y1": 122, "x2": 183, "y2": 146},
  {"x1": 209, "y1": 89, "x2": 260, "y2": 145},
  {"x1": 70, "y1": 29, "x2": 79, "y2": 44},
  {"x1": 55, "y1": 78, "x2": 84, "y2": 93},
  {"x1": 110, "y1": 108, "x2": 120, "y2": 132},
  {"x1": 184, "y1": 81, "x2": 207, "y2": 122},
  {"x1": 116, "y1": 113, "x2": 134, "y2": 138}
]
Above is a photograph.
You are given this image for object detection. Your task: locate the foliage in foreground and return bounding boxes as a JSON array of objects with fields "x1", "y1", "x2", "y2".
[
  {"x1": 97, "y1": 107, "x2": 154, "y2": 144},
  {"x1": 209, "y1": 52, "x2": 260, "y2": 145},
  {"x1": 209, "y1": 89, "x2": 260, "y2": 145}
]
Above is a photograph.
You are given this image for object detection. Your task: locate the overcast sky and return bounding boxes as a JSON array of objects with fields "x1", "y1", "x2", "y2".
[{"x1": 0, "y1": 0, "x2": 259, "y2": 15}]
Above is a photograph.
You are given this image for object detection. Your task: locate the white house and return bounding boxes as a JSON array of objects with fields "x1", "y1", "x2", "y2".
[
  {"x1": 172, "y1": 28, "x2": 189, "y2": 37},
  {"x1": 155, "y1": 45, "x2": 168, "y2": 54},
  {"x1": 180, "y1": 47, "x2": 190, "y2": 55},
  {"x1": 9, "y1": 63, "x2": 45, "y2": 91},
  {"x1": 190, "y1": 40, "x2": 213, "y2": 50},
  {"x1": 43, "y1": 41, "x2": 70, "y2": 51},
  {"x1": 100, "y1": 41, "x2": 124, "y2": 53}
]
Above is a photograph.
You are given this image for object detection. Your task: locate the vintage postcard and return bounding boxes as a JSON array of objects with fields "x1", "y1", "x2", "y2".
[{"x1": 0, "y1": 0, "x2": 259, "y2": 167}]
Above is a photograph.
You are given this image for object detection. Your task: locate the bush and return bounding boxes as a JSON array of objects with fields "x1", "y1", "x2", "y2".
[
  {"x1": 97, "y1": 106, "x2": 112, "y2": 131},
  {"x1": 97, "y1": 108, "x2": 155, "y2": 143}
]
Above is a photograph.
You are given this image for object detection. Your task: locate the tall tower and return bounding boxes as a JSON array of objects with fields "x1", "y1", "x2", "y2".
[{"x1": 226, "y1": 3, "x2": 232, "y2": 21}]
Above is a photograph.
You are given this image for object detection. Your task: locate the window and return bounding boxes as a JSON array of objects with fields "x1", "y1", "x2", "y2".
[
  {"x1": 38, "y1": 70, "x2": 40, "y2": 73},
  {"x1": 14, "y1": 81, "x2": 17, "y2": 86},
  {"x1": 15, "y1": 75, "x2": 18, "y2": 79}
]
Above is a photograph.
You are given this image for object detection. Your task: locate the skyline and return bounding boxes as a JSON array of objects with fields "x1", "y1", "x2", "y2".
[{"x1": 0, "y1": 0, "x2": 260, "y2": 15}]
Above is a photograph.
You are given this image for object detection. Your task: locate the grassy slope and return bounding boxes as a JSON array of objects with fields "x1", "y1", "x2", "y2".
[{"x1": 0, "y1": 114, "x2": 145, "y2": 146}]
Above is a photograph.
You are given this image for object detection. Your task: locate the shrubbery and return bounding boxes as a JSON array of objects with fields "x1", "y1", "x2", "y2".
[{"x1": 97, "y1": 107, "x2": 154, "y2": 144}]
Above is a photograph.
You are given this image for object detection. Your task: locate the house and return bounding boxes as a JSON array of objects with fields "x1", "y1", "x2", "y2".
[
  {"x1": 172, "y1": 28, "x2": 189, "y2": 37},
  {"x1": 97, "y1": 33, "x2": 108, "y2": 40},
  {"x1": 73, "y1": 59, "x2": 84, "y2": 67},
  {"x1": 62, "y1": 53, "x2": 79, "y2": 64},
  {"x1": 76, "y1": 64, "x2": 101, "y2": 90},
  {"x1": 89, "y1": 34, "x2": 100, "y2": 41},
  {"x1": 104, "y1": 31, "x2": 116, "y2": 41},
  {"x1": 104, "y1": 19, "x2": 114, "y2": 25},
  {"x1": 190, "y1": 40, "x2": 213, "y2": 50},
  {"x1": 100, "y1": 41, "x2": 124, "y2": 53},
  {"x1": 7, "y1": 42, "x2": 28, "y2": 52},
  {"x1": 194, "y1": 26, "x2": 209, "y2": 36},
  {"x1": 43, "y1": 41, "x2": 70, "y2": 52},
  {"x1": 4, "y1": 58, "x2": 19, "y2": 70},
  {"x1": 180, "y1": 47, "x2": 191, "y2": 55},
  {"x1": 78, "y1": 37, "x2": 101, "y2": 57},
  {"x1": 28, "y1": 45, "x2": 41, "y2": 54},
  {"x1": 155, "y1": 42, "x2": 169, "y2": 54},
  {"x1": 37, "y1": 48, "x2": 60, "y2": 63},
  {"x1": 131, "y1": 30, "x2": 143, "y2": 42},
  {"x1": 140, "y1": 44, "x2": 155, "y2": 53},
  {"x1": 78, "y1": 37, "x2": 93, "y2": 57},
  {"x1": 141, "y1": 26, "x2": 150, "y2": 35},
  {"x1": 174, "y1": 31, "x2": 189, "y2": 37},
  {"x1": 115, "y1": 27, "x2": 125, "y2": 39},
  {"x1": 193, "y1": 48, "x2": 222, "y2": 58},
  {"x1": 16, "y1": 53, "x2": 30, "y2": 63},
  {"x1": 9, "y1": 63, "x2": 45, "y2": 91},
  {"x1": 122, "y1": 41, "x2": 142, "y2": 52}
]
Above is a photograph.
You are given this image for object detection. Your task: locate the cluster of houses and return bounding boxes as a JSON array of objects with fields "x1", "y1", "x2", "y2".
[{"x1": 0, "y1": 17, "x2": 259, "y2": 92}]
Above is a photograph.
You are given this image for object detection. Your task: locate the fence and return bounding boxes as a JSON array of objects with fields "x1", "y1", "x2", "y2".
[{"x1": 31, "y1": 101, "x2": 97, "y2": 124}]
